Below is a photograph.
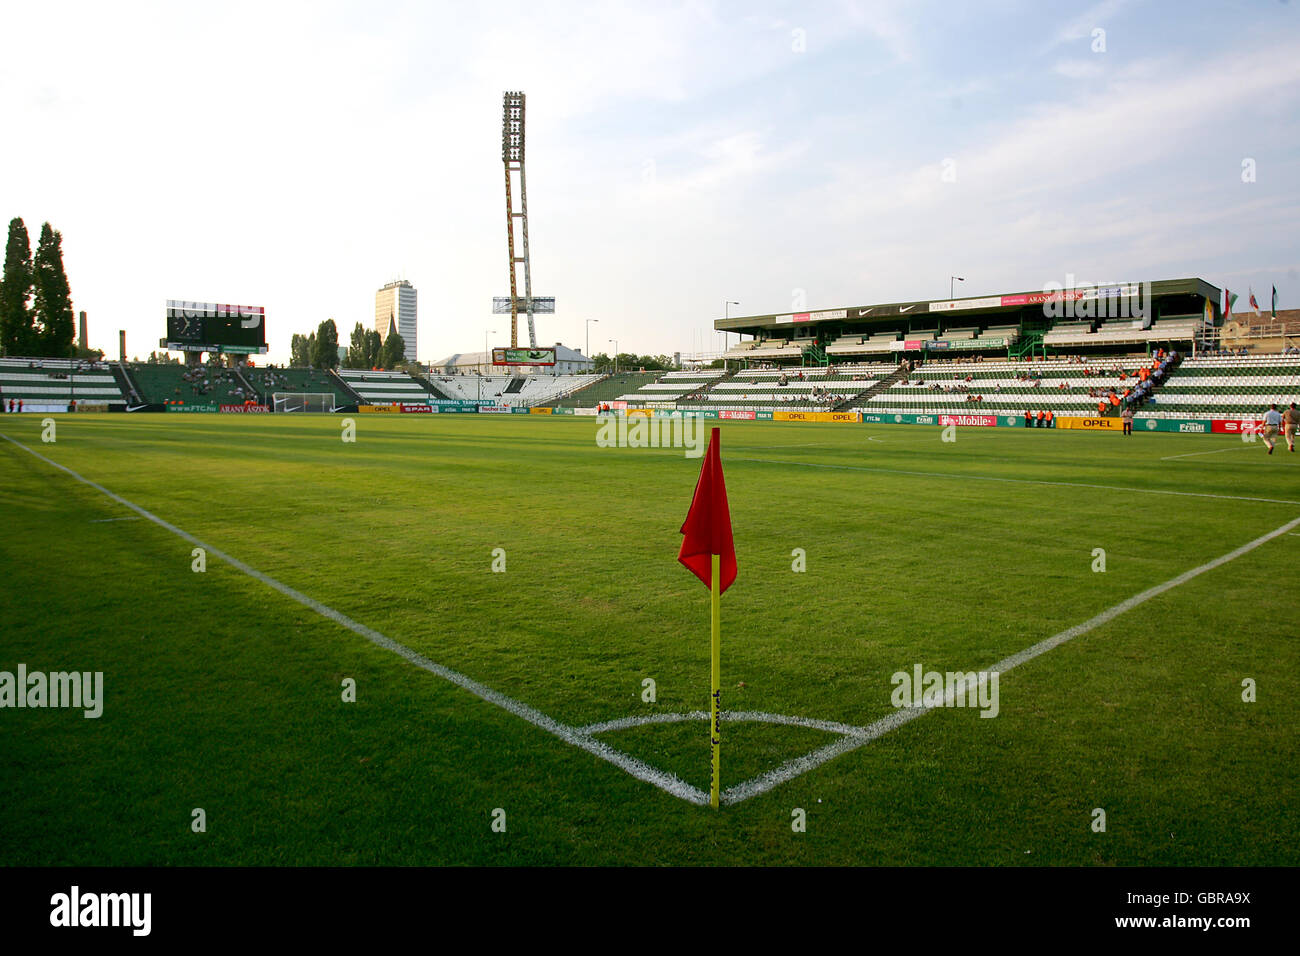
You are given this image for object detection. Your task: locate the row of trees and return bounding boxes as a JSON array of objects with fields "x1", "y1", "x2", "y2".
[
  {"x1": 288, "y1": 319, "x2": 407, "y2": 370},
  {"x1": 289, "y1": 320, "x2": 339, "y2": 369},
  {"x1": 588, "y1": 352, "x2": 676, "y2": 372},
  {"x1": 0, "y1": 217, "x2": 76, "y2": 358}
]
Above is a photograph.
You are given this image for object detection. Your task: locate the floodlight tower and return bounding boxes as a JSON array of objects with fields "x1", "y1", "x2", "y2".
[{"x1": 496, "y1": 91, "x2": 554, "y2": 350}]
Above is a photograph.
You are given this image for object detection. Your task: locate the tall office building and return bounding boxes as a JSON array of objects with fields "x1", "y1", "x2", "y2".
[{"x1": 375, "y1": 280, "x2": 418, "y2": 363}]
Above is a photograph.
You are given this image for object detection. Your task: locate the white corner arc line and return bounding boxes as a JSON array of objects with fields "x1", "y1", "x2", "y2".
[
  {"x1": 580, "y1": 710, "x2": 870, "y2": 738},
  {"x1": 0, "y1": 434, "x2": 710, "y2": 807},
  {"x1": 733, "y1": 456, "x2": 1300, "y2": 507},
  {"x1": 721, "y1": 511, "x2": 1300, "y2": 805}
]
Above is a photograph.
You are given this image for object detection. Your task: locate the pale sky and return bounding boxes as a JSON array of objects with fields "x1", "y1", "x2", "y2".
[{"x1": 3, "y1": 0, "x2": 1297, "y2": 365}]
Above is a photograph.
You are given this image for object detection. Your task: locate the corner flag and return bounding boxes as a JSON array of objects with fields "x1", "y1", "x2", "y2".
[
  {"x1": 678, "y1": 426, "x2": 735, "y2": 808},
  {"x1": 678, "y1": 427, "x2": 737, "y2": 593}
]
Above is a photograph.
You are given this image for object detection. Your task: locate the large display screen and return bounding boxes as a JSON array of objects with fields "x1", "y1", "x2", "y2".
[{"x1": 164, "y1": 300, "x2": 268, "y2": 354}]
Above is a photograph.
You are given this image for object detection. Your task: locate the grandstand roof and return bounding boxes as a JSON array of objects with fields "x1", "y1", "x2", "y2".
[{"x1": 716, "y1": 277, "x2": 1222, "y2": 334}]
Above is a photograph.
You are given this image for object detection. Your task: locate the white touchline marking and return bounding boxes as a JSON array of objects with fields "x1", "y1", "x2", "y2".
[
  {"x1": 865, "y1": 435, "x2": 941, "y2": 444},
  {"x1": 729, "y1": 441, "x2": 839, "y2": 451},
  {"x1": 1160, "y1": 445, "x2": 1259, "y2": 461},
  {"x1": 0, "y1": 433, "x2": 710, "y2": 807},
  {"x1": 733, "y1": 456, "x2": 1300, "y2": 507},
  {"x1": 721, "y1": 512, "x2": 1300, "y2": 805},
  {"x1": 89, "y1": 516, "x2": 140, "y2": 523}
]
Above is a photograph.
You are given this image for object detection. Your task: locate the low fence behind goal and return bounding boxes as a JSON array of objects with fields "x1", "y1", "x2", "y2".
[{"x1": 272, "y1": 392, "x2": 336, "y2": 413}]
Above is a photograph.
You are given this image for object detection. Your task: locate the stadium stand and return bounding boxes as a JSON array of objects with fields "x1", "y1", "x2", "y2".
[
  {"x1": 724, "y1": 338, "x2": 808, "y2": 360},
  {"x1": 542, "y1": 372, "x2": 659, "y2": 408},
  {"x1": 1142, "y1": 354, "x2": 1300, "y2": 418},
  {"x1": 825, "y1": 331, "x2": 899, "y2": 356},
  {"x1": 853, "y1": 354, "x2": 1178, "y2": 418},
  {"x1": 0, "y1": 357, "x2": 127, "y2": 411},
  {"x1": 431, "y1": 373, "x2": 591, "y2": 406},
  {"x1": 676, "y1": 363, "x2": 897, "y2": 411},
  {"x1": 126, "y1": 362, "x2": 262, "y2": 407},
  {"x1": 615, "y1": 369, "x2": 729, "y2": 405},
  {"x1": 240, "y1": 367, "x2": 358, "y2": 408},
  {"x1": 336, "y1": 369, "x2": 442, "y2": 406}
]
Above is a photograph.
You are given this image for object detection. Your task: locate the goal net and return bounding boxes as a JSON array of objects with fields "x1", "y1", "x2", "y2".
[{"x1": 272, "y1": 392, "x2": 335, "y2": 413}]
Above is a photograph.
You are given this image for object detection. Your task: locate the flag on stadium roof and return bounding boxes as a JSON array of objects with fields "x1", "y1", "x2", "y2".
[
  {"x1": 1226, "y1": 289, "x2": 1238, "y2": 319},
  {"x1": 1249, "y1": 288, "x2": 1260, "y2": 315},
  {"x1": 1272, "y1": 285, "x2": 1278, "y2": 320}
]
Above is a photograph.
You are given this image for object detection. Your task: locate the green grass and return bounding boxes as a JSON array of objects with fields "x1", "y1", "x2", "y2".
[{"x1": 1, "y1": 413, "x2": 1296, "y2": 865}]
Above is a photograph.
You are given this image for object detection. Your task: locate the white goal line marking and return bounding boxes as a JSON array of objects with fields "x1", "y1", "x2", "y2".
[
  {"x1": 733, "y1": 456, "x2": 1300, "y2": 507},
  {"x1": 0, "y1": 433, "x2": 709, "y2": 807},
  {"x1": 7, "y1": 432, "x2": 1297, "y2": 809}
]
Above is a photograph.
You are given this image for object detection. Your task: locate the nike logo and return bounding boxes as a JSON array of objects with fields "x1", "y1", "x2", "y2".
[
  {"x1": 857, "y1": 308, "x2": 873, "y2": 316},
  {"x1": 898, "y1": 305, "x2": 915, "y2": 313},
  {"x1": 126, "y1": 404, "x2": 149, "y2": 412}
]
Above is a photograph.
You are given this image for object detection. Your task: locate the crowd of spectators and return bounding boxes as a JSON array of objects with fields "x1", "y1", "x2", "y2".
[{"x1": 176, "y1": 361, "x2": 252, "y2": 401}]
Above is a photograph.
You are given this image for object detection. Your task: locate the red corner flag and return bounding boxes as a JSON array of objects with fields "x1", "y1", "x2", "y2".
[{"x1": 678, "y1": 427, "x2": 737, "y2": 594}]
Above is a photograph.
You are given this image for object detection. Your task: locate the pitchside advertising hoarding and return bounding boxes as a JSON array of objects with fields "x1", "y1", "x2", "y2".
[
  {"x1": 1056, "y1": 416, "x2": 1123, "y2": 430},
  {"x1": 1212, "y1": 419, "x2": 1264, "y2": 434},
  {"x1": 163, "y1": 300, "x2": 268, "y2": 354}
]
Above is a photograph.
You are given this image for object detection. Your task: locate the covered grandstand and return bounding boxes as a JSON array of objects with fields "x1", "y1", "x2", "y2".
[{"x1": 714, "y1": 278, "x2": 1221, "y2": 365}]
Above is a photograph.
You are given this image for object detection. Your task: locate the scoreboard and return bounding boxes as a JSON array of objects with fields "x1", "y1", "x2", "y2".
[{"x1": 163, "y1": 300, "x2": 268, "y2": 354}]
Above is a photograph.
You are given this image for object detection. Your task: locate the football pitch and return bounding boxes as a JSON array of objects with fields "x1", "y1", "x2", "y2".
[{"x1": 1, "y1": 413, "x2": 1297, "y2": 866}]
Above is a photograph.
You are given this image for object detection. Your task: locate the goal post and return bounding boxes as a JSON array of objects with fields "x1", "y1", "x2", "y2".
[{"x1": 272, "y1": 392, "x2": 336, "y2": 413}]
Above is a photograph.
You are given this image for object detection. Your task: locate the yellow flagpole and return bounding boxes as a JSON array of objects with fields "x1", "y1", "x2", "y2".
[{"x1": 710, "y1": 552, "x2": 721, "y2": 809}]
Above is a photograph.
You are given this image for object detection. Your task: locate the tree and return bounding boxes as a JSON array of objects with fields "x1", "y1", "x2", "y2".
[
  {"x1": 366, "y1": 329, "x2": 382, "y2": 368},
  {"x1": 290, "y1": 333, "x2": 311, "y2": 367},
  {"x1": 306, "y1": 332, "x2": 317, "y2": 369},
  {"x1": 0, "y1": 218, "x2": 34, "y2": 356},
  {"x1": 381, "y1": 331, "x2": 406, "y2": 369},
  {"x1": 345, "y1": 322, "x2": 368, "y2": 368},
  {"x1": 31, "y1": 223, "x2": 75, "y2": 357},
  {"x1": 589, "y1": 351, "x2": 611, "y2": 372},
  {"x1": 312, "y1": 319, "x2": 339, "y2": 369}
]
